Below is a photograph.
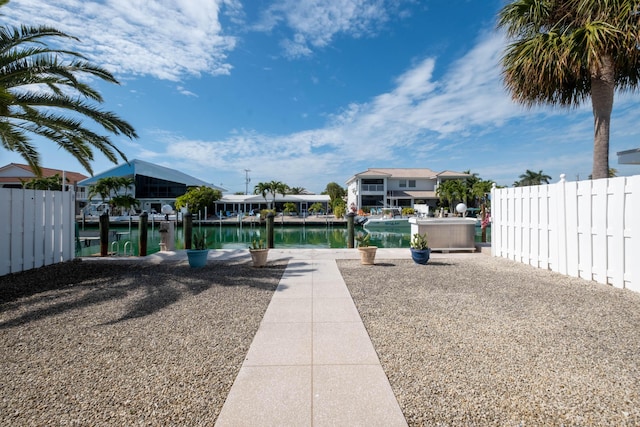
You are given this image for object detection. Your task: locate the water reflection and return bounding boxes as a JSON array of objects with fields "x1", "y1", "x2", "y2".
[{"x1": 77, "y1": 224, "x2": 489, "y2": 256}]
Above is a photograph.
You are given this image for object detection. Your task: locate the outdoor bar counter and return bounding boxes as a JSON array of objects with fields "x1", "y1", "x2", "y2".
[{"x1": 409, "y1": 217, "x2": 477, "y2": 252}]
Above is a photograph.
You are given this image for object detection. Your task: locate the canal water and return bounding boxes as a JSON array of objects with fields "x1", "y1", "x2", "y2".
[{"x1": 77, "y1": 224, "x2": 490, "y2": 256}]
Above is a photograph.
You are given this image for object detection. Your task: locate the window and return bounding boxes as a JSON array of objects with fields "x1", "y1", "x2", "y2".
[
  {"x1": 399, "y1": 180, "x2": 407, "y2": 188},
  {"x1": 135, "y1": 175, "x2": 186, "y2": 199},
  {"x1": 361, "y1": 178, "x2": 384, "y2": 192},
  {"x1": 408, "y1": 180, "x2": 416, "y2": 188}
]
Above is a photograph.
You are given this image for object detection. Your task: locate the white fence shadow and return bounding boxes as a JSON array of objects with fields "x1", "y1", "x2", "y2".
[
  {"x1": 0, "y1": 188, "x2": 76, "y2": 276},
  {"x1": 491, "y1": 174, "x2": 640, "y2": 292}
]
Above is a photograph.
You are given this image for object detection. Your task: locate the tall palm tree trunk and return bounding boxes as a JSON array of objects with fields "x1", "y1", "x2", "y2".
[{"x1": 590, "y1": 54, "x2": 615, "y2": 180}]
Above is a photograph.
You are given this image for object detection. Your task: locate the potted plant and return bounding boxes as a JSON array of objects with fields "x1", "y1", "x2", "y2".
[
  {"x1": 356, "y1": 232, "x2": 377, "y2": 265},
  {"x1": 186, "y1": 231, "x2": 209, "y2": 268},
  {"x1": 249, "y1": 238, "x2": 269, "y2": 267},
  {"x1": 410, "y1": 232, "x2": 430, "y2": 265}
]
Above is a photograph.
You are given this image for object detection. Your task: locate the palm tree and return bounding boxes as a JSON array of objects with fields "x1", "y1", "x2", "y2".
[
  {"x1": 88, "y1": 176, "x2": 137, "y2": 215},
  {"x1": 0, "y1": 10, "x2": 137, "y2": 176},
  {"x1": 516, "y1": 169, "x2": 552, "y2": 186},
  {"x1": 498, "y1": 0, "x2": 640, "y2": 180},
  {"x1": 471, "y1": 180, "x2": 494, "y2": 206},
  {"x1": 462, "y1": 170, "x2": 481, "y2": 207},
  {"x1": 288, "y1": 186, "x2": 307, "y2": 195},
  {"x1": 588, "y1": 167, "x2": 618, "y2": 179},
  {"x1": 254, "y1": 180, "x2": 287, "y2": 210},
  {"x1": 88, "y1": 177, "x2": 118, "y2": 204},
  {"x1": 22, "y1": 173, "x2": 66, "y2": 190},
  {"x1": 436, "y1": 179, "x2": 467, "y2": 212}
]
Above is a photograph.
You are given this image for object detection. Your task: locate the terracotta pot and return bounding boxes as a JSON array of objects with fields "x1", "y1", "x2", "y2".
[
  {"x1": 249, "y1": 249, "x2": 269, "y2": 267},
  {"x1": 358, "y1": 246, "x2": 377, "y2": 265}
]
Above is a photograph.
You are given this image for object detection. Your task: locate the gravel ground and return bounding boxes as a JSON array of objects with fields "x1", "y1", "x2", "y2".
[
  {"x1": 0, "y1": 258, "x2": 286, "y2": 426},
  {"x1": 338, "y1": 256, "x2": 640, "y2": 426},
  {"x1": 3, "y1": 255, "x2": 640, "y2": 426}
]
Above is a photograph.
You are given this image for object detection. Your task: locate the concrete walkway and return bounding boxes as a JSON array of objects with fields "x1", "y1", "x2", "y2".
[{"x1": 214, "y1": 251, "x2": 409, "y2": 426}]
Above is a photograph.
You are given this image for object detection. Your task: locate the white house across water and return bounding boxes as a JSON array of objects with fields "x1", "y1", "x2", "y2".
[{"x1": 346, "y1": 168, "x2": 470, "y2": 213}]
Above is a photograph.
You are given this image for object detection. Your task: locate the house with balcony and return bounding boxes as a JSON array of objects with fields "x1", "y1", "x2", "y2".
[{"x1": 346, "y1": 168, "x2": 470, "y2": 213}]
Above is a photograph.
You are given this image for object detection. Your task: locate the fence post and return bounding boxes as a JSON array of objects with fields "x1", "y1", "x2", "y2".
[
  {"x1": 347, "y1": 212, "x2": 355, "y2": 248},
  {"x1": 490, "y1": 183, "x2": 496, "y2": 256},
  {"x1": 266, "y1": 212, "x2": 274, "y2": 248},
  {"x1": 99, "y1": 213, "x2": 109, "y2": 256},
  {"x1": 184, "y1": 213, "x2": 193, "y2": 249},
  {"x1": 138, "y1": 212, "x2": 148, "y2": 256}
]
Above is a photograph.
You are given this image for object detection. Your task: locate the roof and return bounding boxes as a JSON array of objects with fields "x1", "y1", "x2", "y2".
[
  {"x1": 437, "y1": 170, "x2": 472, "y2": 179},
  {"x1": 346, "y1": 167, "x2": 464, "y2": 184},
  {"x1": 220, "y1": 194, "x2": 330, "y2": 203},
  {"x1": 0, "y1": 163, "x2": 88, "y2": 184},
  {"x1": 617, "y1": 148, "x2": 640, "y2": 165},
  {"x1": 77, "y1": 159, "x2": 223, "y2": 190},
  {"x1": 390, "y1": 190, "x2": 437, "y2": 199}
]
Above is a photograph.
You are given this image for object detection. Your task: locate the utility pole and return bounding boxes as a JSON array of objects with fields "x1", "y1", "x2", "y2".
[{"x1": 245, "y1": 169, "x2": 251, "y2": 195}]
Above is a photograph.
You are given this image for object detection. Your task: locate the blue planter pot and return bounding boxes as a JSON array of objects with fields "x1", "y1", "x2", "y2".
[
  {"x1": 186, "y1": 249, "x2": 209, "y2": 268},
  {"x1": 410, "y1": 248, "x2": 430, "y2": 265}
]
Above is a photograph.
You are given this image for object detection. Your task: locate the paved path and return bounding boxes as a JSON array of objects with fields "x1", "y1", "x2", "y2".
[{"x1": 214, "y1": 252, "x2": 408, "y2": 426}]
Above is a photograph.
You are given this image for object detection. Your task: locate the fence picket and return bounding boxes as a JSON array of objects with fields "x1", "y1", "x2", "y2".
[
  {"x1": 607, "y1": 178, "x2": 625, "y2": 288},
  {"x1": 493, "y1": 175, "x2": 639, "y2": 292},
  {"x1": 1, "y1": 190, "x2": 13, "y2": 274},
  {"x1": 624, "y1": 176, "x2": 640, "y2": 291},
  {"x1": 0, "y1": 188, "x2": 75, "y2": 276}
]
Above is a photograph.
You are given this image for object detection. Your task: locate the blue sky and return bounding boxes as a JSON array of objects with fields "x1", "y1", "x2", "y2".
[{"x1": 2, "y1": 0, "x2": 639, "y2": 194}]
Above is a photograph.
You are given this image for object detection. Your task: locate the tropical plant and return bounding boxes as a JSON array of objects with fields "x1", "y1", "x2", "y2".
[
  {"x1": 333, "y1": 203, "x2": 345, "y2": 219},
  {"x1": 288, "y1": 186, "x2": 306, "y2": 194},
  {"x1": 322, "y1": 182, "x2": 346, "y2": 208},
  {"x1": 410, "y1": 233, "x2": 429, "y2": 250},
  {"x1": 471, "y1": 180, "x2": 494, "y2": 207},
  {"x1": 88, "y1": 176, "x2": 137, "y2": 215},
  {"x1": 436, "y1": 179, "x2": 467, "y2": 212},
  {"x1": 0, "y1": 7, "x2": 137, "y2": 176},
  {"x1": 588, "y1": 168, "x2": 618, "y2": 179},
  {"x1": 402, "y1": 207, "x2": 415, "y2": 216},
  {"x1": 175, "y1": 186, "x2": 222, "y2": 216},
  {"x1": 283, "y1": 202, "x2": 297, "y2": 215},
  {"x1": 515, "y1": 169, "x2": 552, "y2": 186},
  {"x1": 259, "y1": 208, "x2": 275, "y2": 218},
  {"x1": 309, "y1": 202, "x2": 324, "y2": 215},
  {"x1": 249, "y1": 238, "x2": 266, "y2": 250},
  {"x1": 254, "y1": 180, "x2": 287, "y2": 209},
  {"x1": 332, "y1": 197, "x2": 346, "y2": 215},
  {"x1": 498, "y1": 0, "x2": 640, "y2": 180},
  {"x1": 192, "y1": 231, "x2": 207, "y2": 250},
  {"x1": 22, "y1": 173, "x2": 66, "y2": 190},
  {"x1": 355, "y1": 232, "x2": 371, "y2": 247}
]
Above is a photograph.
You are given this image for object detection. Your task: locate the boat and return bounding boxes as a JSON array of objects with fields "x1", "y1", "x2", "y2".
[{"x1": 362, "y1": 216, "x2": 410, "y2": 231}]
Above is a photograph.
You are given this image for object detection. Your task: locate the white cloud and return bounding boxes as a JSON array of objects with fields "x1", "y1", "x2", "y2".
[
  {"x1": 5, "y1": 0, "x2": 241, "y2": 81},
  {"x1": 134, "y1": 31, "x2": 535, "y2": 190},
  {"x1": 257, "y1": 0, "x2": 391, "y2": 58},
  {"x1": 176, "y1": 86, "x2": 198, "y2": 97}
]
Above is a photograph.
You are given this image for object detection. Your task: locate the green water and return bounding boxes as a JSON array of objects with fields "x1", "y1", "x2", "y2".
[{"x1": 76, "y1": 224, "x2": 490, "y2": 256}]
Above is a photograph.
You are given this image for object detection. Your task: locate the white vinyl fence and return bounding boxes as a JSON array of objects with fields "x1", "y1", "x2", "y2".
[
  {"x1": 0, "y1": 188, "x2": 76, "y2": 276},
  {"x1": 491, "y1": 174, "x2": 640, "y2": 292}
]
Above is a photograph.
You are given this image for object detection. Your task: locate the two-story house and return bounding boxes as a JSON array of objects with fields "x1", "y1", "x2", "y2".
[{"x1": 346, "y1": 168, "x2": 470, "y2": 213}]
